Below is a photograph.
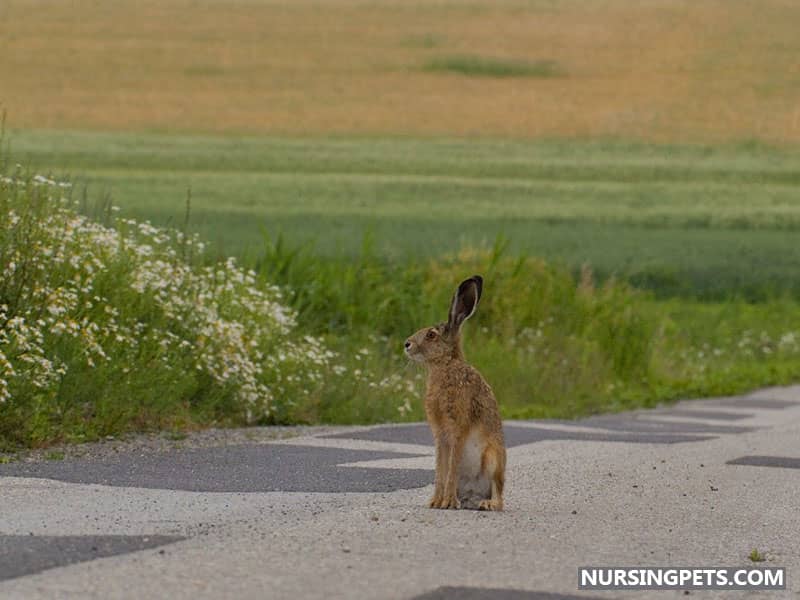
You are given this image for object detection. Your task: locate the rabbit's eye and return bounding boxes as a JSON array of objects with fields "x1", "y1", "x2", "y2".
[{"x1": 425, "y1": 330, "x2": 437, "y2": 340}]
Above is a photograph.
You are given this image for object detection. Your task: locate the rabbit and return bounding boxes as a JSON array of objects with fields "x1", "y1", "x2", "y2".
[{"x1": 404, "y1": 275, "x2": 505, "y2": 511}]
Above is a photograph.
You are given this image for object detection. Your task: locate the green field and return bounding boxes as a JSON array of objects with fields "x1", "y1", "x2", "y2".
[{"x1": 11, "y1": 129, "x2": 800, "y2": 300}]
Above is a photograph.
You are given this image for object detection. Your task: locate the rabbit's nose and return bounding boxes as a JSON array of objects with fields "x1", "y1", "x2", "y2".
[{"x1": 404, "y1": 340, "x2": 412, "y2": 350}]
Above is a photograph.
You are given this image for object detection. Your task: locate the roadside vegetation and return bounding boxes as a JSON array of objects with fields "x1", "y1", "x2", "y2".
[
  {"x1": 0, "y1": 163, "x2": 336, "y2": 448},
  {"x1": 259, "y1": 236, "x2": 800, "y2": 425},
  {"x1": 4, "y1": 147, "x2": 800, "y2": 448}
]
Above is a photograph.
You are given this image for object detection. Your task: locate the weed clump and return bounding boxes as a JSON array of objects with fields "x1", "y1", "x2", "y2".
[{"x1": 424, "y1": 55, "x2": 563, "y2": 78}]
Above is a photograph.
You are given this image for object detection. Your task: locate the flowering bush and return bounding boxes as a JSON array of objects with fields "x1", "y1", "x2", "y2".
[{"x1": 0, "y1": 168, "x2": 335, "y2": 446}]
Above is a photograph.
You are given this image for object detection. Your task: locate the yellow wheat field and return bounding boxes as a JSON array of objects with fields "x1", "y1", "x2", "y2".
[{"x1": 1, "y1": 0, "x2": 799, "y2": 142}]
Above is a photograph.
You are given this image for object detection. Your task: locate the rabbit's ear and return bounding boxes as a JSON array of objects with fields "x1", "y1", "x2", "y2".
[{"x1": 447, "y1": 275, "x2": 483, "y2": 335}]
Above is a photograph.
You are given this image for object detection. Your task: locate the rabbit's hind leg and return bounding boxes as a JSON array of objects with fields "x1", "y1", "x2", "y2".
[{"x1": 477, "y1": 444, "x2": 504, "y2": 511}]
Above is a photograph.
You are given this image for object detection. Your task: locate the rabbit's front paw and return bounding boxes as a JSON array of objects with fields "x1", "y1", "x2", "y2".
[{"x1": 428, "y1": 493, "x2": 443, "y2": 509}]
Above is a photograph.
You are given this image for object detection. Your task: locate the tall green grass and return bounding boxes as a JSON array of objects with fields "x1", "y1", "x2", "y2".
[{"x1": 256, "y1": 234, "x2": 800, "y2": 424}]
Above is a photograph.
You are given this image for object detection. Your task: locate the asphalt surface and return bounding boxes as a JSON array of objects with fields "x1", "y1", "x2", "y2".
[{"x1": 1, "y1": 386, "x2": 799, "y2": 599}]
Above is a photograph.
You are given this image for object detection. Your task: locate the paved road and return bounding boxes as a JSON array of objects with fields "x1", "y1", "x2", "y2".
[{"x1": 1, "y1": 386, "x2": 799, "y2": 599}]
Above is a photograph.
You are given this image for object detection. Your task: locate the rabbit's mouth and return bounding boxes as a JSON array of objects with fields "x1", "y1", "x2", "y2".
[{"x1": 404, "y1": 341, "x2": 424, "y2": 362}]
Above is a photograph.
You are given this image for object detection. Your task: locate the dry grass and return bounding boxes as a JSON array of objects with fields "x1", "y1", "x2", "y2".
[{"x1": 1, "y1": 0, "x2": 799, "y2": 142}]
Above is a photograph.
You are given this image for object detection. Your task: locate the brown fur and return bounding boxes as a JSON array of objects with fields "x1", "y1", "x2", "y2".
[{"x1": 404, "y1": 276, "x2": 506, "y2": 510}]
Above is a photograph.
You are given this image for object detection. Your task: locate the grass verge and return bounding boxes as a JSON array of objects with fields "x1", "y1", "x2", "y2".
[
  {"x1": 0, "y1": 163, "x2": 335, "y2": 448},
  {"x1": 4, "y1": 141, "x2": 800, "y2": 448},
  {"x1": 258, "y1": 235, "x2": 800, "y2": 425}
]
